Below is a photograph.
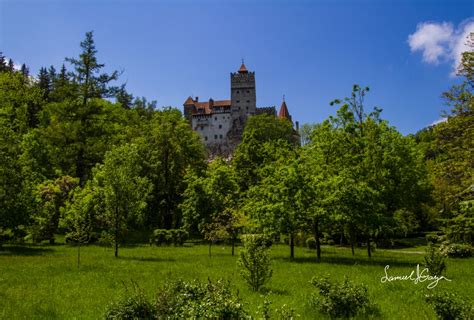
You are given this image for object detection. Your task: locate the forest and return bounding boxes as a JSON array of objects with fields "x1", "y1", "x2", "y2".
[{"x1": 0, "y1": 31, "x2": 473, "y2": 319}]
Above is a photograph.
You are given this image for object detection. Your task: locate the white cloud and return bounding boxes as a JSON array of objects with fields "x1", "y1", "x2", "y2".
[{"x1": 408, "y1": 19, "x2": 474, "y2": 75}]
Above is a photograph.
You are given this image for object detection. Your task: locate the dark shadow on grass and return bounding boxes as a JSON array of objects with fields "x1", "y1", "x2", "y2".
[
  {"x1": 0, "y1": 245, "x2": 54, "y2": 256},
  {"x1": 117, "y1": 256, "x2": 176, "y2": 262},
  {"x1": 275, "y1": 255, "x2": 418, "y2": 267}
]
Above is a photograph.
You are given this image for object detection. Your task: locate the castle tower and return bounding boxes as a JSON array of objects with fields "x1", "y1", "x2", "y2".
[
  {"x1": 278, "y1": 96, "x2": 292, "y2": 123},
  {"x1": 230, "y1": 61, "x2": 256, "y2": 121}
]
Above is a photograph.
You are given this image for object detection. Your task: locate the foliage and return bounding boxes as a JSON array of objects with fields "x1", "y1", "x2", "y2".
[
  {"x1": 439, "y1": 242, "x2": 473, "y2": 258},
  {"x1": 32, "y1": 176, "x2": 79, "y2": 243},
  {"x1": 150, "y1": 229, "x2": 188, "y2": 246},
  {"x1": 424, "y1": 245, "x2": 447, "y2": 276},
  {"x1": 96, "y1": 143, "x2": 152, "y2": 257},
  {"x1": 154, "y1": 279, "x2": 247, "y2": 319},
  {"x1": 309, "y1": 276, "x2": 372, "y2": 318},
  {"x1": 425, "y1": 292, "x2": 473, "y2": 320},
  {"x1": 233, "y1": 114, "x2": 297, "y2": 191},
  {"x1": 138, "y1": 108, "x2": 206, "y2": 229},
  {"x1": 105, "y1": 283, "x2": 156, "y2": 320},
  {"x1": 238, "y1": 234, "x2": 273, "y2": 291}
]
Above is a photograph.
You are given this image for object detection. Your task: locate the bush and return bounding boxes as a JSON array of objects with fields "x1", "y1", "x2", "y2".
[
  {"x1": 151, "y1": 229, "x2": 188, "y2": 246},
  {"x1": 309, "y1": 276, "x2": 372, "y2": 318},
  {"x1": 426, "y1": 232, "x2": 445, "y2": 244},
  {"x1": 154, "y1": 279, "x2": 246, "y2": 319},
  {"x1": 424, "y1": 245, "x2": 447, "y2": 276},
  {"x1": 425, "y1": 292, "x2": 473, "y2": 320},
  {"x1": 440, "y1": 242, "x2": 473, "y2": 258},
  {"x1": 306, "y1": 237, "x2": 317, "y2": 249},
  {"x1": 105, "y1": 287, "x2": 156, "y2": 320},
  {"x1": 238, "y1": 234, "x2": 273, "y2": 292}
]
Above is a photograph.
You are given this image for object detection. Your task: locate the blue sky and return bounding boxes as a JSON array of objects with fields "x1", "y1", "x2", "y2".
[{"x1": 1, "y1": 0, "x2": 473, "y2": 134}]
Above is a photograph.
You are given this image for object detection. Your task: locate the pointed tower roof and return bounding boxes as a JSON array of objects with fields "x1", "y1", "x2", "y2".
[
  {"x1": 278, "y1": 96, "x2": 292, "y2": 121},
  {"x1": 238, "y1": 59, "x2": 248, "y2": 73},
  {"x1": 184, "y1": 96, "x2": 194, "y2": 105}
]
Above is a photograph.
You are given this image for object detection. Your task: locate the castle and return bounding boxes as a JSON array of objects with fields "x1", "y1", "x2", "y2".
[{"x1": 183, "y1": 62, "x2": 296, "y2": 155}]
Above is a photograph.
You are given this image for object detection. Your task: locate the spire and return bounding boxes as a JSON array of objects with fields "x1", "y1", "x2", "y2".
[
  {"x1": 238, "y1": 59, "x2": 248, "y2": 73},
  {"x1": 184, "y1": 96, "x2": 195, "y2": 105},
  {"x1": 278, "y1": 96, "x2": 292, "y2": 121}
]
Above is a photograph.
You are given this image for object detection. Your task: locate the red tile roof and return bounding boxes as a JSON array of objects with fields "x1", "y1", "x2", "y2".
[
  {"x1": 238, "y1": 63, "x2": 248, "y2": 73},
  {"x1": 278, "y1": 100, "x2": 291, "y2": 121},
  {"x1": 183, "y1": 97, "x2": 231, "y2": 115}
]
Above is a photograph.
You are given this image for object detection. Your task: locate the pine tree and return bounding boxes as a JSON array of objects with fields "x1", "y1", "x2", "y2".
[
  {"x1": 20, "y1": 63, "x2": 29, "y2": 78},
  {"x1": 0, "y1": 52, "x2": 7, "y2": 73},
  {"x1": 7, "y1": 59, "x2": 14, "y2": 72},
  {"x1": 37, "y1": 67, "x2": 52, "y2": 100}
]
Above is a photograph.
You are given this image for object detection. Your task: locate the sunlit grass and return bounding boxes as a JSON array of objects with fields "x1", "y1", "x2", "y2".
[{"x1": 0, "y1": 242, "x2": 472, "y2": 319}]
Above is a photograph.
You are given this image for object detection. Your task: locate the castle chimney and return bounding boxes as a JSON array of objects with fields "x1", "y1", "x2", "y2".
[
  {"x1": 195, "y1": 96, "x2": 199, "y2": 102},
  {"x1": 209, "y1": 98, "x2": 214, "y2": 108},
  {"x1": 295, "y1": 121, "x2": 299, "y2": 131}
]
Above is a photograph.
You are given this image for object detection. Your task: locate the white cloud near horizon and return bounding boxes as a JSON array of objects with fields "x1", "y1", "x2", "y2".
[
  {"x1": 408, "y1": 19, "x2": 474, "y2": 76},
  {"x1": 430, "y1": 117, "x2": 448, "y2": 127}
]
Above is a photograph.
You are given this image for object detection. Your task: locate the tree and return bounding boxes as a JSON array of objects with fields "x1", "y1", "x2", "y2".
[
  {"x1": 305, "y1": 85, "x2": 430, "y2": 257},
  {"x1": 244, "y1": 153, "x2": 306, "y2": 259},
  {"x1": 32, "y1": 176, "x2": 79, "y2": 244},
  {"x1": 96, "y1": 143, "x2": 152, "y2": 257},
  {"x1": 41, "y1": 31, "x2": 121, "y2": 183},
  {"x1": 181, "y1": 157, "x2": 241, "y2": 255},
  {"x1": 139, "y1": 108, "x2": 206, "y2": 229},
  {"x1": 233, "y1": 114, "x2": 297, "y2": 191},
  {"x1": 62, "y1": 182, "x2": 105, "y2": 266},
  {"x1": 238, "y1": 234, "x2": 273, "y2": 291}
]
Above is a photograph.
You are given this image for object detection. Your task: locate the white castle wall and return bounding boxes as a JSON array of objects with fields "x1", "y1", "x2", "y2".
[{"x1": 192, "y1": 112, "x2": 233, "y2": 146}]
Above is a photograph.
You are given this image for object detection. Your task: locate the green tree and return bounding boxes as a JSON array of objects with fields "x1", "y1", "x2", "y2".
[
  {"x1": 32, "y1": 176, "x2": 79, "y2": 244},
  {"x1": 139, "y1": 108, "x2": 205, "y2": 229},
  {"x1": 244, "y1": 153, "x2": 306, "y2": 259},
  {"x1": 96, "y1": 143, "x2": 152, "y2": 257},
  {"x1": 233, "y1": 114, "x2": 297, "y2": 191}
]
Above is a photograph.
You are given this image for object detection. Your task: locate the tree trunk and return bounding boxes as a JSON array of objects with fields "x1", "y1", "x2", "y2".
[
  {"x1": 232, "y1": 237, "x2": 235, "y2": 256},
  {"x1": 367, "y1": 236, "x2": 371, "y2": 258},
  {"x1": 290, "y1": 233, "x2": 295, "y2": 259},
  {"x1": 351, "y1": 241, "x2": 355, "y2": 256},
  {"x1": 314, "y1": 221, "x2": 321, "y2": 261},
  {"x1": 209, "y1": 242, "x2": 212, "y2": 257},
  {"x1": 114, "y1": 208, "x2": 119, "y2": 258}
]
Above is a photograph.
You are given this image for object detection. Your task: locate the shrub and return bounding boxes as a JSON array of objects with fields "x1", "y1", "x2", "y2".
[
  {"x1": 105, "y1": 287, "x2": 156, "y2": 320},
  {"x1": 424, "y1": 245, "x2": 447, "y2": 276},
  {"x1": 425, "y1": 292, "x2": 473, "y2": 320},
  {"x1": 440, "y1": 242, "x2": 473, "y2": 258},
  {"x1": 426, "y1": 232, "x2": 444, "y2": 244},
  {"x1": 238, "y1": 234, "x2": 273, "y2": 292},
  {"x1": 309, "y1": 276, "x2": 372, "y2": 318},
  {"x1": 306, "y1": 237, "x2": 317, "y2": 249},
  {"x1": 154, "y1": 279, "x2": 246, "y2": 319},
  {"x1": 151, "y1": 229, "x2": 188, "y2": 246},
  {"x1": 275, "y1": 304, "x2": 299, "y2": 319}
]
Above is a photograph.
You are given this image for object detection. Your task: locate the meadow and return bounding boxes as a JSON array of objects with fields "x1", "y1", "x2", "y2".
[{"x1": 0, "y1": 241, "x2": 472, "y2": 319}]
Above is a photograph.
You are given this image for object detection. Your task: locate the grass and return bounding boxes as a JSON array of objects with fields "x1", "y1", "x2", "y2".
[{"x1": 0, "y1": 242, "x2": 473, "y2": 319}]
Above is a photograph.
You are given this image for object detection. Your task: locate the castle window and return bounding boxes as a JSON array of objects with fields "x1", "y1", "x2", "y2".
[
  {"x1": 219, "y1": 124, "x2": 222, "y2": 129},
  {"x1": 219, "y1": 135, "x2": 223, "y2": 139},
  {"x1": 236, "y1": 100, "x2": 240, "y2": 103},
  {"x1": 246, "y1": 107, "x2": 248, "y2": 110},
  {"x1": 214, "y1": 135, "x2": 217, "y2": 139},
  {"x1": 246, "y1": 90, "x2": 250, "y2": 93},
  {"x1": 205, "y1": 136, "x2": 208, "y2": 141},
  {"x1": 237, "y1": 90, "x2": 240, "y2": 94},
  {"x1": 214, "y1": 117, "x2": 217, "y2": 120},
  {"x1": 247, "y1": 100, "x2": 250, "y2": 103}
]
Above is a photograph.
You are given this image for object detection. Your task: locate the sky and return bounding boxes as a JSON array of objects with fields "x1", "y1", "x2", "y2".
[{"x1": 1, "y1": 0, "x2": 473, "y2": 134}]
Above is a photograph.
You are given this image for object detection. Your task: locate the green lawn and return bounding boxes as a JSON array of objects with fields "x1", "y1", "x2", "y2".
[{"x1": 0, "y1": 242, "x2": 472, "y2": 319}]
